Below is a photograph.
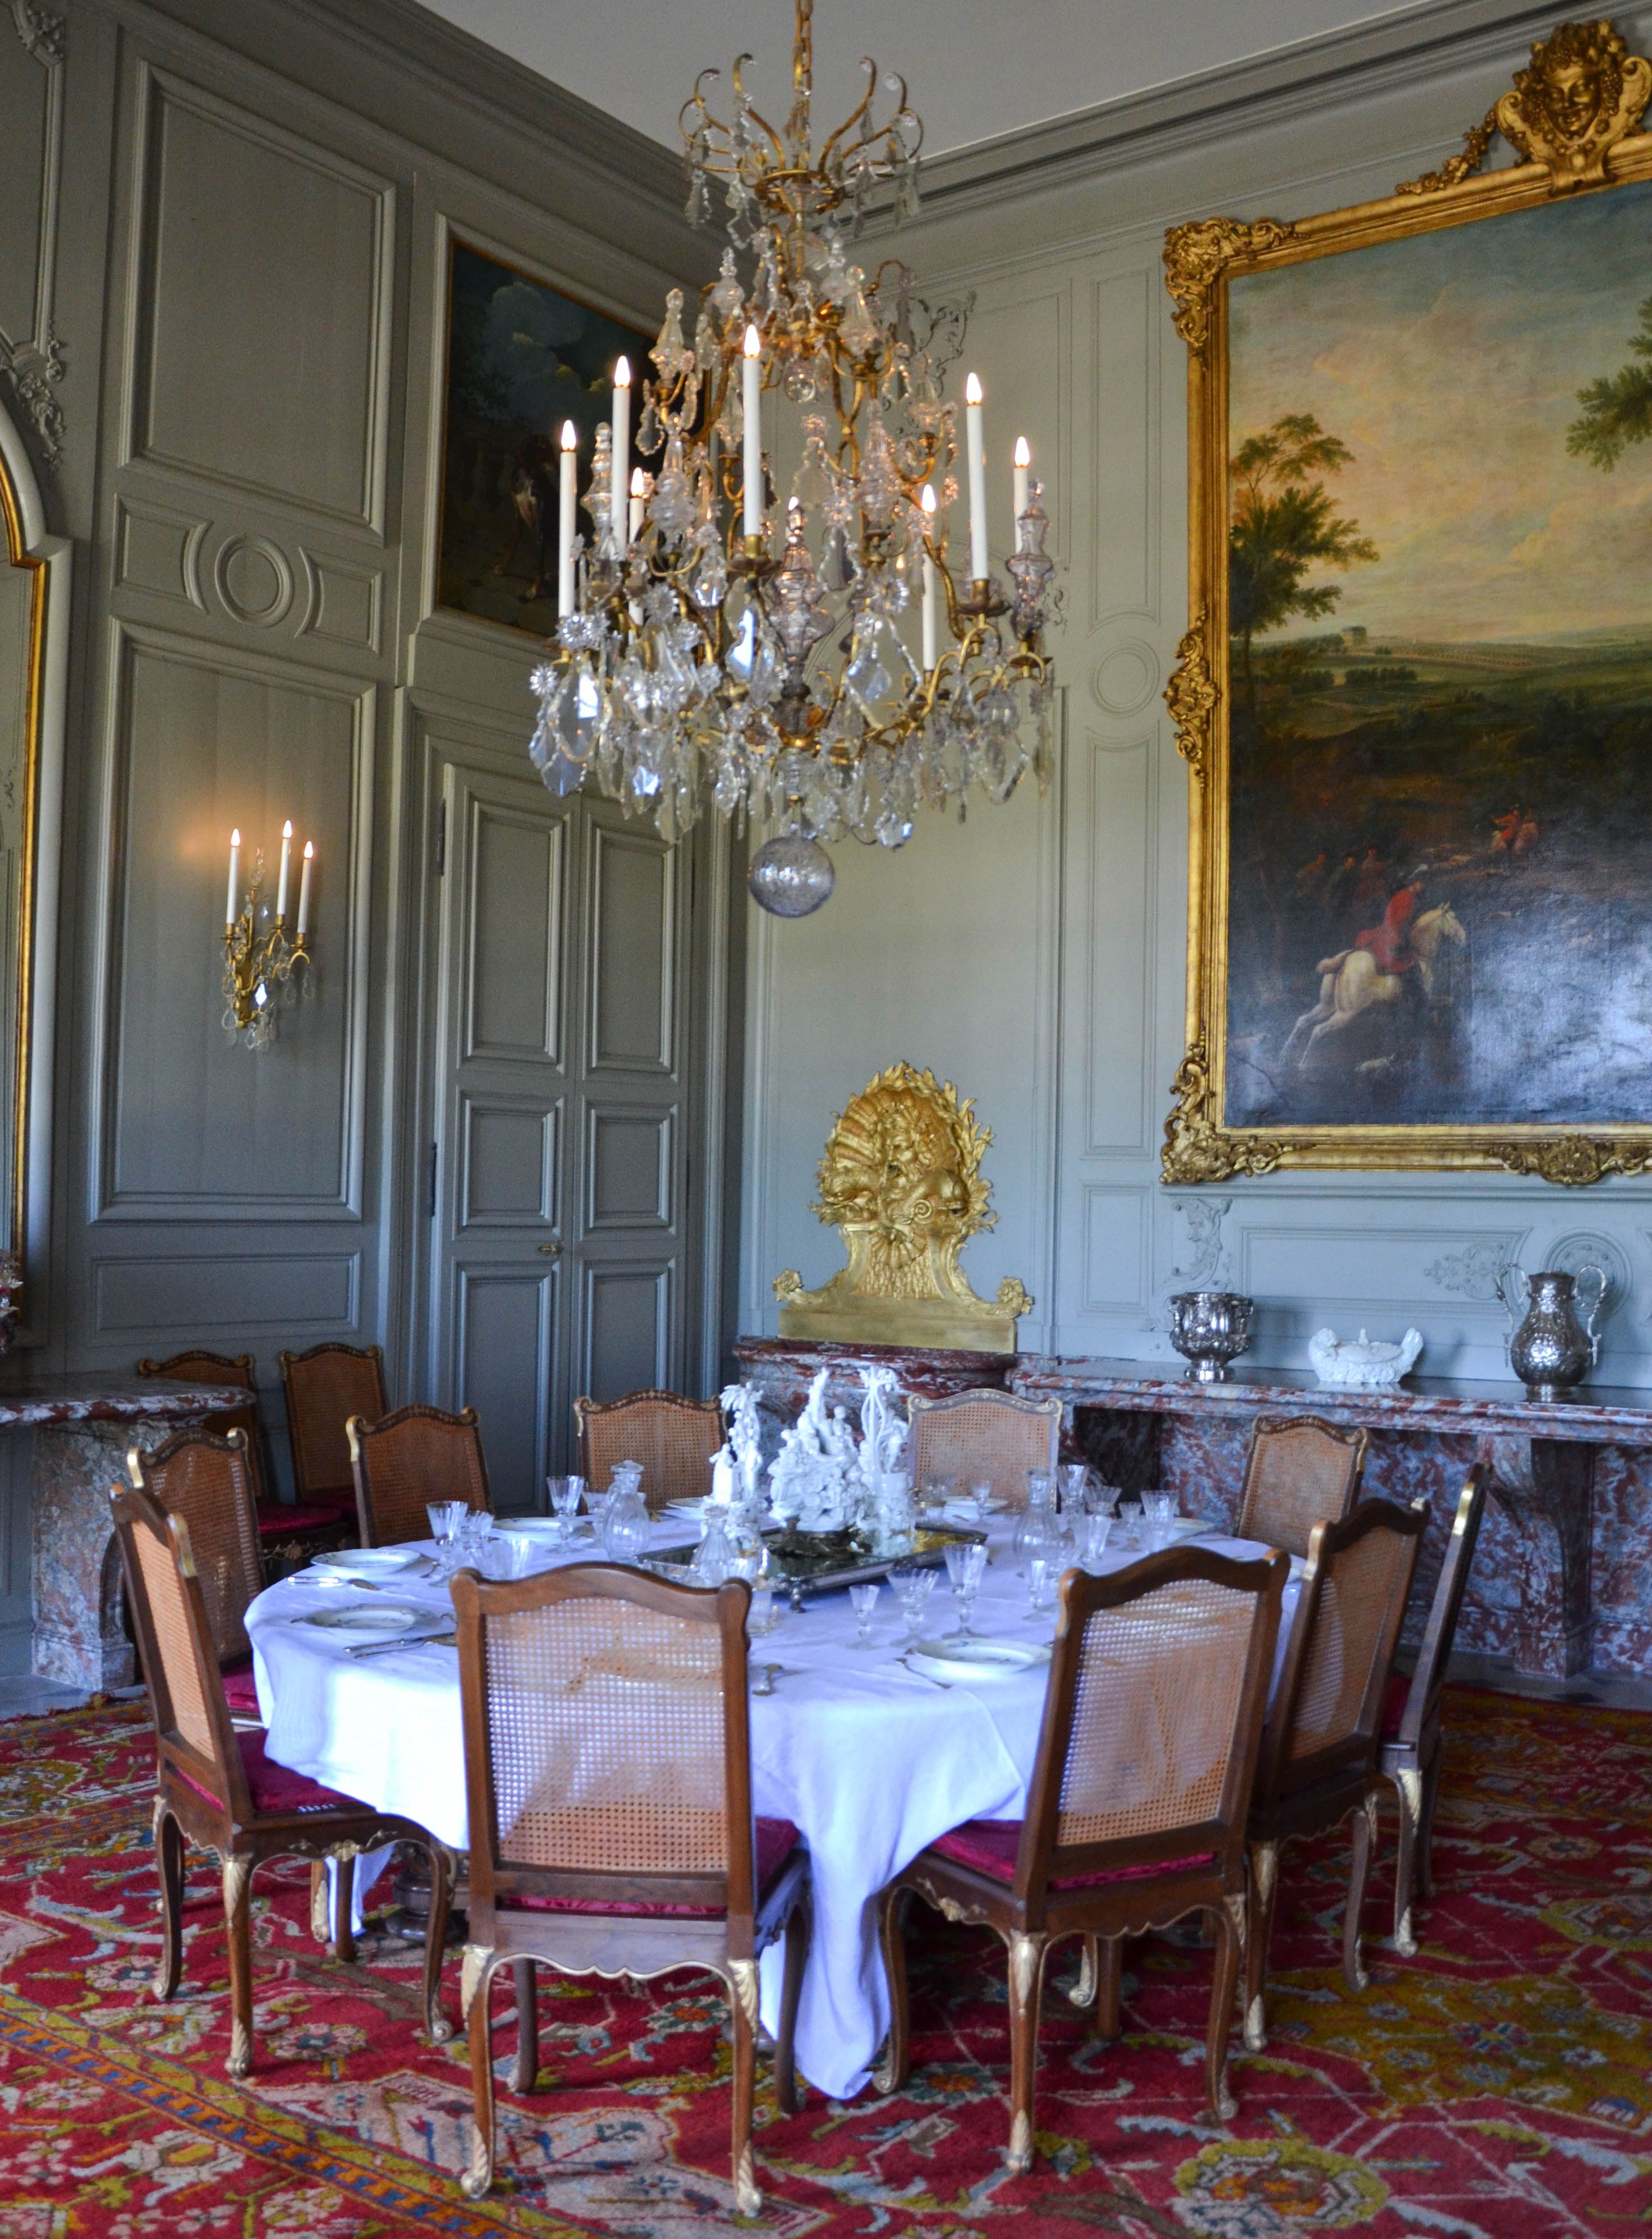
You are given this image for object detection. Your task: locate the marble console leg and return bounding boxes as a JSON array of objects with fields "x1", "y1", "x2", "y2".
[
  {"x1": 1481, "y1": 1434, "x2": 1595, "y2": 1680},
  {"x1": 32, "y1": 1417, "x2": 201, "y2": 1690}
]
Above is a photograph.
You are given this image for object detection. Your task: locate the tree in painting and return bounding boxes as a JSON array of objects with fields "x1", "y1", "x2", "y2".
[
  {"x1": 1229, "y1": 414, "x2": 1376, "y2": 714},
  {"x1": 1567, "y1": 295, "x2": 1652, "y2": 468}
]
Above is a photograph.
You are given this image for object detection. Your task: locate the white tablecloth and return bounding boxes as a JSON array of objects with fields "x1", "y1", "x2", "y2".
[{"x1": 246, "y1": 1523, "x2": 1296, "y2": 2102}]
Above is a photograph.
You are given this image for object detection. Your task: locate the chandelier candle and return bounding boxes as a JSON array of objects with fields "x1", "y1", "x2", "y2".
[
  {"x1": 557, "y1": 421, "x2": 577, "y2": 617},
  {"x1": 1013, "y1": 437, "x2": 1031, "y2": 529},
  {"x1": 525, "y1": 0, "x2": 1060, "y2": 916},
  {"x1": 965, "y1": 373, "x2": 988, "y2": 582},
  {"x1": 609, "y1": 357, "x2": 631, "y2": 556}
]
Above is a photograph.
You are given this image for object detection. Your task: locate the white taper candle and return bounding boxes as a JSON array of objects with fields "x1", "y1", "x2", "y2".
[
  {"x1": 226, "y1": 829, "x2": 240, "y2": 928},
  {"x1": 742, "y1": 324, "x2": 763, "y2": 540},
  {"x1": 965, "y1": 372, "x2": 988, "y2": 582},
  {"x1": 276, "y1": 819, "x2": 292, "y2": 920},
  {"x1": 920, "y1": 484, "x2": 939, "y2": 671},
  {"x1": 1013, "y1": 436, "x2": 1031, "y2": 539},
  {"x1": 629, "y1": 466, "x2": 646, "y2": 543},
  {"x1": 557, "y1": 421, "x2": 577, "y2": 616},
  {"x1": 609, "y1": 357, "x2": 631, "y2": 552},
  {"x1": 297, "y1": 841, "x2": 314, "y2": 940}
]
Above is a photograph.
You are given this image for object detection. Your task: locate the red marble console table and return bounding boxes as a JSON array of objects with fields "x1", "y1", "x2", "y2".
[
  {"x1": 1009, "y1": 1357, "x2": 1652, "y2": 1681},
  {"x1": 7, "y1": 1371, "x2": 226, "y2": 1688}
]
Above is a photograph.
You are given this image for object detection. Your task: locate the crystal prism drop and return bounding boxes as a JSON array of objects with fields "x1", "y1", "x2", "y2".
[{"x1": 843, "y1": 615, "x2": 919, "y2": 730}]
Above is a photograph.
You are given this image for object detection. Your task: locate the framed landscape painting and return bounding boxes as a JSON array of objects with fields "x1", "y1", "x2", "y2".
[
  {"x1": 1162, "y1": 22, "x2": 1652, "y2": 1186},
  {"x1": 437, "y1": 237, "x2": 650, "y2": 636}
]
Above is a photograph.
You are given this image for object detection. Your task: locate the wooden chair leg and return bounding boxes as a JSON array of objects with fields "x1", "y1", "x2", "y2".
[
  {"x1": 152, "y1": 1802, "x2": 185, "y2": 2003},
  {"x1": 774, "y1": 1893, "x2": 810, "y2": 2115},
  {"x1": 1391, "y1": 1768, "x2": 1422, "y2": 1957},
  {"x1": 309, "y1": 1861, "x2": 330, "y2": 1944},
  {"x1": 510, "y1": 1958, "x2": 539, "y2": 2093},
  {"x1": 459, "y1": 1954, "x2": 498, "y2": 2200},
  {"x1": 1205, "y1": 1902, "x2": 1242, "y2": 2123},
  {"x1": 222, "y1": 1855, "x2": 254, "y2": 2079},
  {"x1": 329, "y1": 1852, "x2": 356, "y2": 1965},
  {"x1": 872, "y1": 1884, "x2": 911, "y2": 2096},
  {"x1": 1004, "y1": 1930, "x2": 1048, "y2": 2177},
  {"x1": 1344, "y1": 1794, "x2": 1379, "y2": 1995},
  {"x1": 424, "y1": 1845, "x2": 454, "y2": 2044},
  {"x1": 1243, "y1": 1839, "x2": 1279, "y2": 2052},
  {"x1": 728, "y1": 1963, "x2": 761, "y2": 2217},
  {"x1": 1095, "y1": 1934, "x2": 1122, "y2": 2041},
  {"x1": 1416, "y1": 1746, "x2": 1444, "y2": 1900},
  {"x1": 1069, "y1": 1933, "x2": 1097, "y2": 2009}
]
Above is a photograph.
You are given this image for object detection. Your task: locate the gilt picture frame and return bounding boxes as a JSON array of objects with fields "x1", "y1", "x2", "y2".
[{"x1": 1163, "y1": 20, "x2": 1652, "y2": 1188}]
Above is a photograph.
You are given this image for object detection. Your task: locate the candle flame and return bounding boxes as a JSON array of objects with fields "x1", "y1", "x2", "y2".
[
  {"x1": 614, "y1": 356, "x2": 631, "y2": 387},
  {"x1": 743, "y1": 324, "x2": 763, "y2": 359},
  {"x1": 965, "y1": 372, "x2": 983, "y2": 405},
  {"x1": 282, "y1": 819, "x2": 292, "y2": 839},
  {"x1": 920, "y1": 483, "x2": 937, "y2": 515},
  {"x1": 560, "y1": 420, "x2": 578, "y2": 450},
  {"x1": 303, "y1": 841, "x2": 314, "y2": 860},
  {"x1": 631, "y1": 467, "x2": 646, "y2": 495},
  {"x1": 1013, "y1": 436, "x2": 1031, "y2": 466},
  {"x1": 230, "y1": 828, "x2": 240, "y2": 847}
]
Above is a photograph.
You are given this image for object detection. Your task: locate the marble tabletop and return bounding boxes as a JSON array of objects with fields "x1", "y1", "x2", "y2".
[{"x1": 0, "y1": 1369, "x2": 227, "y2": 1429}]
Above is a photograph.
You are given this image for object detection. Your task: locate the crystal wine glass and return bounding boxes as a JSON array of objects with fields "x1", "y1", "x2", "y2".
[
  {"x1": 547, "y1": 1474, "x2": 585, "y2": 1543},
  {"x1": 1027, "y1": 1553, "x2": 1058, "y2": 1613},
  {"x1": 848, "y1": 1580, "x2": 880, "y2": 1648},
  {"x1": 889, "y1": 1562, "x2": 937, "y2": 1649},
  {"x1": 1080, "y1": 1513, "x2": 1114, "y2": 1573},
  {"x1": 944, "y1": 1539, "x2": 989, "y2": 1635}
]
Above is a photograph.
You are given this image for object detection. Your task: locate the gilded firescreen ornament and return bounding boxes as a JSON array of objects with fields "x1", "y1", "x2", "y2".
[
  {"x1": 1162, "y1": 19, "x2": 1652, "y2": 1189},
  {"x1": 774, "y1": 1062, "x2": 1031, "y2": 1351}
]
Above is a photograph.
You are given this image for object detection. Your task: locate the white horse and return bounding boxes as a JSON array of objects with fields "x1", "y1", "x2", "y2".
[{"x1": 1281, "y1": 902, "x2": 1467, "y2": 1071}]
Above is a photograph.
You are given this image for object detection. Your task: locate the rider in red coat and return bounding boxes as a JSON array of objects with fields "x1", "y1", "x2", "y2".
[{"x1": 1355, "y1": 877, "x2": 1424, "y2": 973}]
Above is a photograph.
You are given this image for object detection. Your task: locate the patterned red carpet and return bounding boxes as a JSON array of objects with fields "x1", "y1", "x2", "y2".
[{"x1": 0, "y1": 1688, "x2": 1645, "y2": 2237}]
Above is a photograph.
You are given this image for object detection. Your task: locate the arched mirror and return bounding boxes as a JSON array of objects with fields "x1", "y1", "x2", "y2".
[{"x1": 0, "y1": 400, "x2": 68, "y2": 1337}]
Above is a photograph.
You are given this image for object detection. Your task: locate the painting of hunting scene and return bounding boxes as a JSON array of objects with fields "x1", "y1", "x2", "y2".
[
  {"x1": 438, "y1": 240, "x2": 648, "y2": 636},
  {"x1": 1221, "y1": 178, "x2": 1652, "y2": 1132}
]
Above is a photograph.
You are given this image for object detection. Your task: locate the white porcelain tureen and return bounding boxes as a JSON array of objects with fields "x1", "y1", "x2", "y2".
[{"x1": 1307, "y1": 1327, "x2": 1423, "y2": 1388}]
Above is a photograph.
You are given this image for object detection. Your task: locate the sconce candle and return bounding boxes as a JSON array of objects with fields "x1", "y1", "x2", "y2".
[
  {"x1": 221, "y1": 822, "x2": 315, "y2": 1050},
  {"x1": 628, "y1": 466, "x2": 646, "y2": 544},
  {"x1": 276, "y1": 819, "x2": 292, "y2": 921},
  {"x1": 964, "y1": 372, "x2": 988, "y2": 582},
  {"x1": 297, "y1": 840, "x2": 314, "y2": 940},
  {"x1": 742, "y1": 324, "x2": 764, "y2": 540},
  {"x1": 920, "y1": 484, "x2": 939, "y2": 671},
  {"x1": 225, "y1": 829, "x2": 240, "y2": 928},
  {"x1": 1013, "y1": 437, "x2": 1031, "y2": 529}
]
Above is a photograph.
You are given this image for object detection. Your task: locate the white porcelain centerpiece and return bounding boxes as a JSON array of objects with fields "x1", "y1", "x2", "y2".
[{"x1": 1308, "y1": 1327, "x2": 1423, "y2": 1388}]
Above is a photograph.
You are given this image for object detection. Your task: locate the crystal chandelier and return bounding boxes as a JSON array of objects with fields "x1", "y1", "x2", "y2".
[{"x1": 527, "y1": 0, "x2": 1059, "y2": 917}]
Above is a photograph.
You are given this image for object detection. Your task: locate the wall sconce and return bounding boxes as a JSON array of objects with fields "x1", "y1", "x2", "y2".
[{"x1": 222, "y1": 822, "x2": 314, "y2": 1050}]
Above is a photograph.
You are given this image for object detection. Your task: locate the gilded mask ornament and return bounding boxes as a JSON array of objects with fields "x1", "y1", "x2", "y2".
[{"x1": 774, "y1": 1062, "x2": 1031, "y2": 1351}]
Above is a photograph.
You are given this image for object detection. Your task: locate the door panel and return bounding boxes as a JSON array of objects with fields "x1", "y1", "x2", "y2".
[
  {"x1": 582, "y1": 1263, "x2": 670, "y2": 1401},
  {"x1": 586, "y1": 1107, "x2": 671, "y2": 1229},
  {"x1": 589, "y1": 824, "x2": 673, "y2": 1072},
  {"x1": 457, "y1": 1268, "x2": 555, "y2": 1501},
  {"x1": 465, "y1": 804, "x2": 562, "y2": 1061},
  {"x1": 461, "y1": 1095, "x2": 558, "y2": 1228}
]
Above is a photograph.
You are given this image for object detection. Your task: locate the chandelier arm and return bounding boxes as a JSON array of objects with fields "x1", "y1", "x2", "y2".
[
  {"x1": 680, "y1": 69, "x2": 726, "y2": 147},
  {"x1": 816, "y1": 58, "x2": 881, "y2": 172},
  {"x1": 728, "y1": 56, "x2": 787, "y2": 167}
]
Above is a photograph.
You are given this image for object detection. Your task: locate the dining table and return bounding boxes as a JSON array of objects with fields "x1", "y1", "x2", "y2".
[{"x1": 245, "y1": 1512, "x2": 1301, "y2": 2103}]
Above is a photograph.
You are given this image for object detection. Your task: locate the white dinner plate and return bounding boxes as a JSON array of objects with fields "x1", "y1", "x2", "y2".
[
  {"x1": 293, "y1": 1601, "x2": 432, "y2": 1644},
  {"x1": 907, "y1": 1637, "x2": 1051, "y2": 1685},
  {"x1": 312, "y1": 1547, "x2": 421, "y2": 1579},
  {"x1": 497, "y1": 1516, "x2": 564, "y2": 1539}
]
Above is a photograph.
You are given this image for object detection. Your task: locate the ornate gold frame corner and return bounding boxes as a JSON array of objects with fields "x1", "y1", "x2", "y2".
[{"x1": 1162, "y1": 20, "x2": 1652, "y2": 1188}]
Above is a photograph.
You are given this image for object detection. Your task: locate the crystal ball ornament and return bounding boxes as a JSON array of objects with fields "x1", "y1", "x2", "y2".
[{"x1": 747, "y1": 832, "x2": 835, "y2": 918}]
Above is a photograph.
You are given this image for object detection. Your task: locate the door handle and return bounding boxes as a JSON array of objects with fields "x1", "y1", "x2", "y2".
[{"x1": 538, "y1": 1239, "x2": 562, "y2": 1258}]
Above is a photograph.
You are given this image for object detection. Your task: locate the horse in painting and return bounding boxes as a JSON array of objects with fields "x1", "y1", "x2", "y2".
[{"x1": 1281, "y1": 902, "x2": 1467, "y2": 1071}]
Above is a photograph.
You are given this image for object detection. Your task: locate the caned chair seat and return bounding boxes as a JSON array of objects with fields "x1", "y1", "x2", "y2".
[
  {"x1": 574, "y1": 1389, "x2": 724, "y2": 1515},
  {"x1": 875, "y1": 1544, "x2": 1288, "y2": 2174},
  {"x1": 1236, "y1": 1414, "x2": 1369, "y2": 1557},
  {"x1": 347, "y1": 1403, "x2": 490, "y2": 1548},
  {"x1": 450, "y1": 1562, "x2": 811, "y2": 2215},
  {"x1": 906, "y1": 1388, "x2": 1062, "y2": 1510},
  {"x1": 1242, "y1": 1497, "x2": 1427, "y2": 2053},
  {"x1": 109, "y1": 1478, "x2": 452, "y2": 2077}
]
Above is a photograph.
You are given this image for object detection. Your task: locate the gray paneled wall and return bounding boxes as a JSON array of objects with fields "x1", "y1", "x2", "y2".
[{"x1": 0, "y1": 0, "x2": 729, "y2": 1513}]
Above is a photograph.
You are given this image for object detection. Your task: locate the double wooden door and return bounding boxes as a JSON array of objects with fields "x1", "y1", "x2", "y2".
[{"x1": 423, "y1": 744, "x2": 714, "y2": 1507}]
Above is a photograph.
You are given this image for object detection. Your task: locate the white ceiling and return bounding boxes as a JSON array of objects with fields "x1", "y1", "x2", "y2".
[{"x1": 420, "y1": 0, "x2": 1433, "y2": 160}]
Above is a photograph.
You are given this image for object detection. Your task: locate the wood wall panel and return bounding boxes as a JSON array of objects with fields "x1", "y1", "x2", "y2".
[
  {"x1": 456, "y1": 1268, "x2": 554, "y2": 1509},
  {"x1": 91, "y1": 1249, "x2": 360, "y2": 1332},
  {"x1": 465, "y1": 801, "x2": 562, "y2": 1063},
  {"x1": 589, "y1": 827, "x2": 673, "y2": 1074}
]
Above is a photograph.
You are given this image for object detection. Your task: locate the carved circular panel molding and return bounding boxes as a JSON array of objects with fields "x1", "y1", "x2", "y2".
[
  {"x1": 213, "y1": 534, "x2": 294, "y2": 628},
  {"x1": 1091, "y1": 639, "x2": 1160, "y2": 717},
  {"x1": 1545, "y1": 1228, "x2": 1631, "y2": 1325}
]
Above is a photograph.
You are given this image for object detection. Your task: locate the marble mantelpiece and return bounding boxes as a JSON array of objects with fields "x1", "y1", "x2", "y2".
[
  {"x1": 16, "y1": 1372, "x2": 225, "y2": 1689},
  {"x1": 1011, "y1": 1357, "x2": 1652, "y2": 1683}
]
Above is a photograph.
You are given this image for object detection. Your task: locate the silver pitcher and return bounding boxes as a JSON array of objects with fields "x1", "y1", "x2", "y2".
[{"x1": 1497, "y1": 1264, "x2": 1606, "y2": 1401}]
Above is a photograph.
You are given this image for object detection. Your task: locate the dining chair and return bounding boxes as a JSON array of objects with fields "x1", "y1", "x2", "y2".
[
  {"x1": 1235, "y1": 1414, "x2": 1370, "y2": 1556},
  {"x1": 139, "y1": 1349, "x2": 351, "y2": 1567},
  {"x1": 1242, "y1": 1495, "x2": 1427, "y2": 2052},
  {"x1": 573, "y1": 1388, "x2": 724, "y2": 1515},
  {"x1": 906, "y1": 1388, "x2": 1062, "y2": 1508},
  {"x1": 278, "y1": 1341, "x2": 387, "y2": 1527},
  {"x1": 450, "y1": 1562, "x2": 810, "y2": 2214},
  {"x1": 108, "y1": 1477, "x2": 452, "y2": 2078},
  {"x1": 346, "y1": 1403, "x2": 490, "y2": 1547},
  {"x1": 874, "y1": 1542, "x2": 1290, "y2": 2173},
  {"x1": 126, "y1": 1428, "x2": 267, "y2": 1724},
  {"x1": 1380, "y1": 1463, "x2": 1489, "y2": 1954}
]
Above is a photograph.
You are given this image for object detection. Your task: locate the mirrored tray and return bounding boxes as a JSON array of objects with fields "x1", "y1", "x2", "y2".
[{"x1": 650, "y1": 1522, "x2": 988, "y2": 1607}]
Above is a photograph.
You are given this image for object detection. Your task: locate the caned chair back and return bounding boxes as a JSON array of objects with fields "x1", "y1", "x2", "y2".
[
  {"x1": 136, "y1": 1351, "x2": 268, "y2": 1497},
  {"x1": 1396, "y1": 1464, "x2": 1488, "y2": 1753},
  {"x1": 1262, "y1": 1497, "x2": 1426, "y2": 1802},
  {"x1": 907, "y1": 1388, "x2": 1062, "y2": 1510},
  {"x1": 279, "y1": 1343, "x2": 387, "y2": 1503},
  {"x1": 574, "y1": 1390, "x2": 724, "y2": 1516},
  {"x1": 126, "y1": 1429, "x2": 263, "y2": 1666},
  {"x1": 453, "y1": 1563, "x2": 757, "y2": 1935},
  {"x1": 1013, "y1": 1546, "x2": 1288, "y2": 1900},
  {"x1": 109, "y1": 1480, "x2": 247, "y2": 1822},
  {"x1": 347, "y1": 1403, "x2": 490, "y2": 1547},
  {"x1": 1237, "y1": 1415, "x2": 1369, "y2": 1557}
]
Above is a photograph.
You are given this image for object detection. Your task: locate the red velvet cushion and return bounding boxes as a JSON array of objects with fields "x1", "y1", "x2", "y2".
[
  {"x1": 929, "y1": 1816, "x2": 1215, "y2": 1890},
  {"x1": 220, "y1": 1654, "x2": 263, "y2": 1723},
  {"x1": 1382, "y1": 1672, "x2": 1412, "y2": 1741},
  {"x1": 513, "y1": 1818, "x2": 802, "y2": 1918},
  {"x1": 175, "y1": 1730, "x2": 366, "y2": 1819},
  {"x1": 256, "y1": 1498, "x2": 354, "y2": 1540}
]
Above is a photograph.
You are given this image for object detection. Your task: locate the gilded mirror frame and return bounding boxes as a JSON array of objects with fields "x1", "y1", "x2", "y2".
[
  {"x1": 1163, "y1": 20, "x2": 1652, "y2": 1189},
  {"x1": 0, "y1": 396, "x2": 68, "y2": 1323}
]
